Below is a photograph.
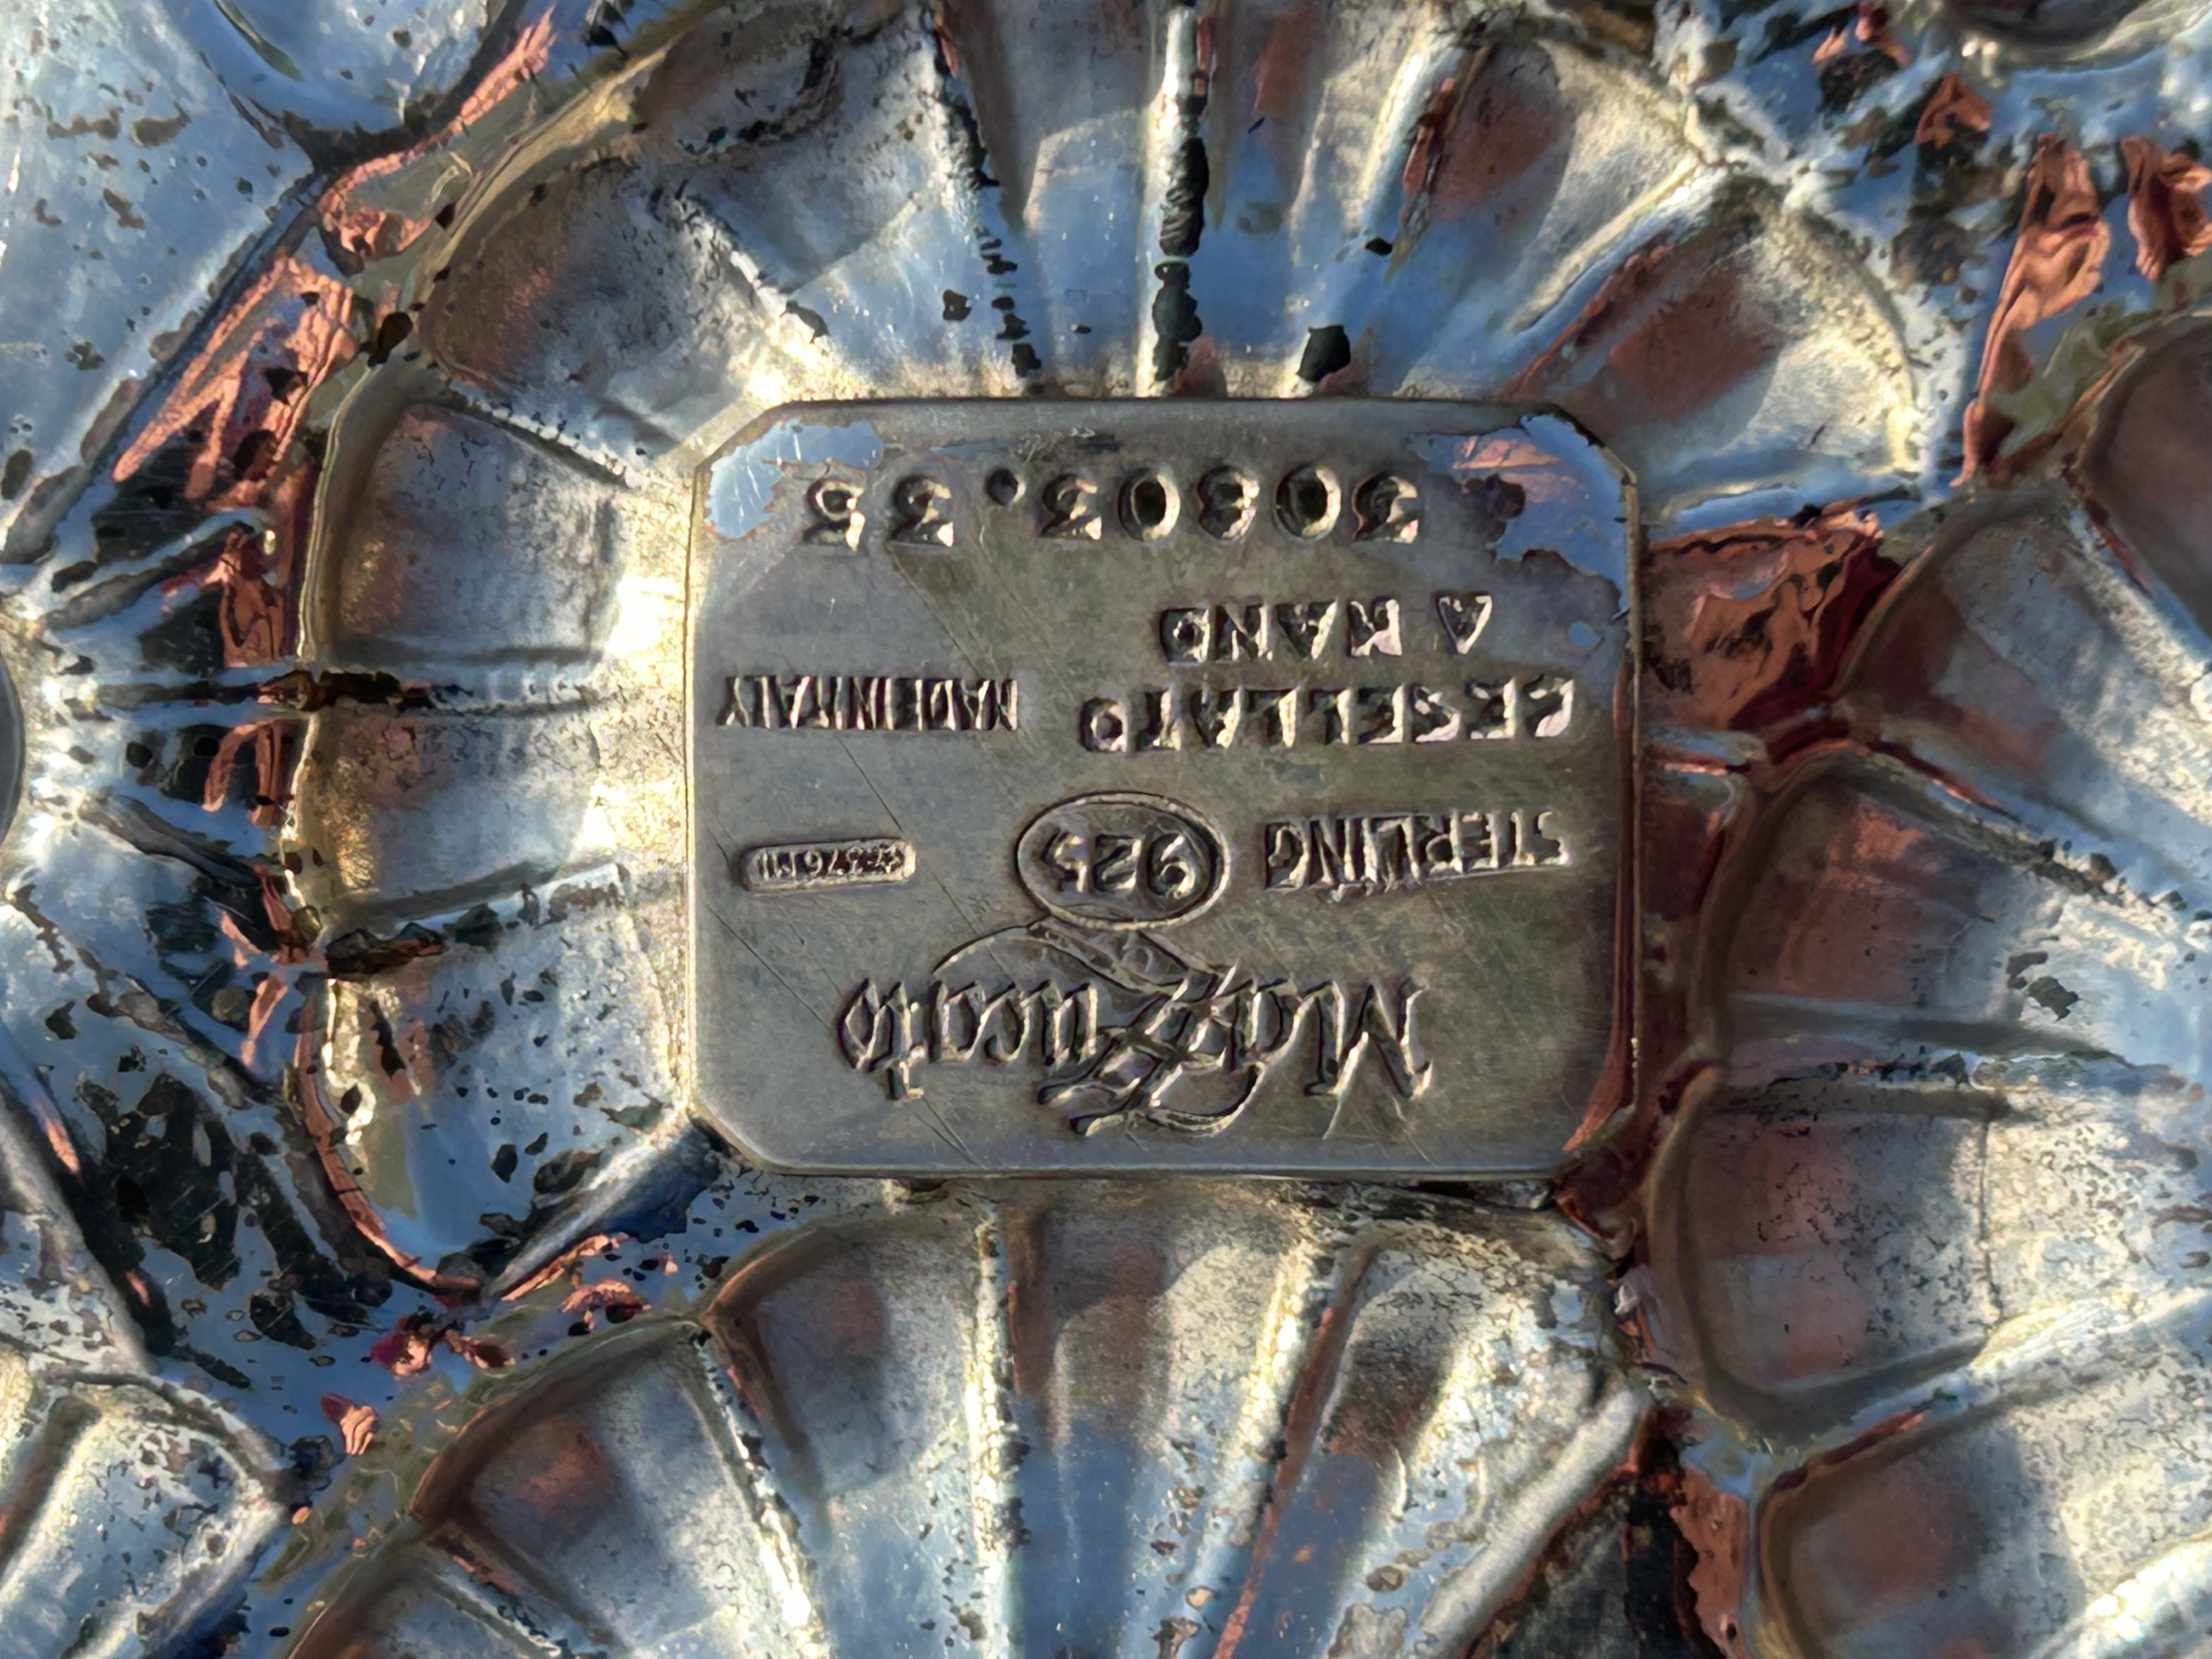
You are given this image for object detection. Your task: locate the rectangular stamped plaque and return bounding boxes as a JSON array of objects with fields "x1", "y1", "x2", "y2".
[{"x1": 688, "y1": 401, "x2": 1637, "y2": 1175}]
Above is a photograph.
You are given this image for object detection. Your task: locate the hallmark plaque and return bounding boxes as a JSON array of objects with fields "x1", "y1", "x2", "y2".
[{"x1": 689, "y1": 402, "x2": 1635, "y2": 1173}]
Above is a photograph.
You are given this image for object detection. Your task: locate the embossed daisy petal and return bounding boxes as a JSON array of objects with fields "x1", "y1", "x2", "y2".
[
  {"x1": 1641, "y1": 378, "x2": 2212, "y2": 1656},
  {"x1": 291, "y1": 1186, "x2": 1637, "y2": 1659}
]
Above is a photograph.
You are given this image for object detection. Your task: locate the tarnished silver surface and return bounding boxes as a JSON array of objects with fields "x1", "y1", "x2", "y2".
[
  {"x1": 691, "y1": 399, "x2": 1633, "y2": 1172},
  {"x1": 0, "y1": 1057, "x2": 279, "y2": 1657},
  {"x1": 9, "y1": 0, "x2": 2212, "y2": 1655}
]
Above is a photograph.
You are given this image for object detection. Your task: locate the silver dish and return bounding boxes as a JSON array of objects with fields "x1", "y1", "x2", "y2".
[{"x1": 4, "y1": 1, "x2": 2212, "y2": 1655}]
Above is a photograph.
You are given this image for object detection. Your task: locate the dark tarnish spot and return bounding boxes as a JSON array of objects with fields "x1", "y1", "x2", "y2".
[
  {"x1": 146, "y1": 889, "x2": 220, "y2": 958},
  {"x1": 786, "y1": 302, "x2": 830, "y2": 340},
  {"x1": 646, "y1": 30, "x2": 840, "y2": 155},
  {"x1": 114, "y1": 1175, "x2": 149, "y2": 1222},
  {"x1": 250, "y1": 1288, "x2": 317, "y2": 1348},
  {"x1": 2022, "y1": 975, "x2": 2080, "y2": 1019},
  {"x1": 977, "y1": 284, "x2": 1040, "y2": 376},
  {"x1": 289, "y1": 1435, "x2": 340, "y2": 1491},
  {"x1": 1159, "y1": 134, "x2": 1209, "y2": 259},
  {"x1": 1948, "y1": 0, "x2": 2147, "y2": 44},
  {"x1": 1814, "y1": 12, "x2": 1906, "y2": 116},
  {"x1": 454, "y1": 1222, "x2": 524, "y2": 1283},
  {"x1": 1760, "y1": 7, "x2": 1858, "y2": 56},
  {"x1": 971, "y1": 276, "x2": 1037, "y2": 374},
  {"x1": 268, "y1": 668, "x2": 434, "y2": 716},
  {"x1": 100, "y1": 188, "x2": 145, "y2": 230},
  {"x1": 0, "y1": 450, "x2": 32, "y2": 500},
  {"x1": 46, "y1": 110, "x2": 122, "y2": 142},
  {"x1": 64, "y1": 1074, "x2": 239, "y2": 1356},
  {"x1": 151, "y1": 725, "x2": 280, "y2": 826},
  {"x1": 449, "y1": 905, "x2": 503, "y2": 949},
  {"x1": 193, "y1": 1349, "x2": 256, "y2": 1391},
  {"x1": 129, "y1": 111, "x2": 190, "y2": 147},
  {"x1": 1156, "y1": 20, "x2": 1210, "y2": 261},
  {"x1": 84, "y1": 438, "x2": 196, "y2": 571},
  {"x1": 325, "y1": 923, "x2": 445, "y2": 977},
  {"x1": 532, "y1": 1147, "x2": 603, "y2": 1198},
  {"x1": 929, "y1": 23, "x2": 1001, "y2": 192},
  {"x1": 1818, "y1": 54, "x2": 1896, "y2": 114},
  {"x1": 1150, "y1": 261, "x2": 1203, "y2": 384},
  {"x1": 1465, "y1": 474, "x2": 1528, "y2": 543},
  {"x1": 1297, "y1": 324, "x2": 1351, "y2": 383},
  {"x1": 929, "y1": 25, "x2": 1043, "y2": 378},
  {"x1": 139, "y1": 584, "x2": 226, "y2": 676},
  {"x1": 235, "y1": 1149, "x2": 387, "y2": 1331},
  {"x1": 366, "y1": 311, "x2": 413, "y2": 366},
  {"x1": 602, "y1": 1101, "x2": 662, "y2": 1132},
  {"x1": 1558, "y1": 0, "x2": 1661, "y2": 53},
  {"x1": 1154, "y1": 1615, "x2": 1201, "y2": 1656},
  {"x1": 89, "y1": 434, "x2": 211, "y2": 567},
  {"x1": 491, "y1": 1143, "x2": 519, "y2": 1182},
  {"x1": 1480, "y1": 1444, "x2": 1719, "y2": 1656},
  {"x1": 582, "y1": 0, "x2": 631, "y2": 49},
  {"x1": 1892, "y1": 212, "x2": 1979, "y2": 290}
]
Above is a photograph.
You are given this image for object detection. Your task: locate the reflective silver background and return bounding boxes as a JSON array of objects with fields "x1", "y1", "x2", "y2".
[{"x1": 4, "y1": 0, "x2": 2212, "y2": 1655}]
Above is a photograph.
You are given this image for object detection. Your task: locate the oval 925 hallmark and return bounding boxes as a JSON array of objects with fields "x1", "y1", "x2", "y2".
[{"x1": 1015, "y1": 793, "x2": 1227, "y2": 929}]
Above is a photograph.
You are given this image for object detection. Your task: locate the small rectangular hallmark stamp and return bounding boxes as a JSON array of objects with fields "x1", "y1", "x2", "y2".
[{"x1": 737, "y1": 837, "x2": 917, "y2": 893}]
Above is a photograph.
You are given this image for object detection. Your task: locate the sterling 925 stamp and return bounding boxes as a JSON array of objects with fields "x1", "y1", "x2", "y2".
[{"x1": 689, "y1": 401, "x2": 1637, "y2": 1176}]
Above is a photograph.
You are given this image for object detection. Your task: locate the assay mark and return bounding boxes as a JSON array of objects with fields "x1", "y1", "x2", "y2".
[{"x1": 737, "y1": 837, "x2": 916, "y2": 893}]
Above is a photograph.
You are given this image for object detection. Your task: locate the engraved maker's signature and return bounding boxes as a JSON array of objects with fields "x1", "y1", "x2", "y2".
[{"x1": 837, "y1": 922, "x2": 1431, "y2": 1139}]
